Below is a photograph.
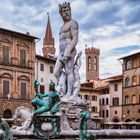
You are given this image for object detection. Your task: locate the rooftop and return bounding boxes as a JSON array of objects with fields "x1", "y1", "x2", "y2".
[
  {"x1": 105, "y1": 74, "x2": 123, "y2": 82},
  {"x1": 118, "y1": 52, "x2": 140, "y2": 60},
  {"x1": 0, "y1": 27, "x2": 39, "y2": 39},
  {"x1": 36, "y1": 54, "x2": 56, "y2": 63}
]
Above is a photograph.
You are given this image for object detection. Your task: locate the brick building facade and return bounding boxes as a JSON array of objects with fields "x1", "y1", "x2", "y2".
[
  {"x1": 85, "y1": 47, "x2": 100, "y2": 81},
  {"x1": 0, "y1": 28, "x2": 38, "y2": 118},
  {"x1": 119, "y1": 52, "x2": 140, "y2": 122}
]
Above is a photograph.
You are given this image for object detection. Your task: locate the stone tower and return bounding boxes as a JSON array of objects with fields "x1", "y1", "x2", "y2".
[
  {"x1": 85, "y1": 47, "x2": 100, "y2": 81},
  {"x1": 42, "y1": 13, "x2": 56, "y2": 57}
]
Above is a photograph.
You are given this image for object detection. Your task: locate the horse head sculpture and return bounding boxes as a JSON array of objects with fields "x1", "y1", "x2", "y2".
[{"x1": 12, "y1": 106, "x2": 32, "y2": 130}]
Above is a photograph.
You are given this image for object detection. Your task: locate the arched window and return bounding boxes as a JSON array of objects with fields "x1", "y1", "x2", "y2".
[
  {"x1": 113, "y1": 118, "x2": 119, "y2": 122},
  {"x1": 94, "y1": 56, "x2": 97, "y2": 70},
  {"x1": 3, "y1": 109, "x2": 12, "y2": 127},
  {"x1": 125, "y1": 119, "x2": 132, "y2": 122},
  {"x1": 125, "y1": 78, "x2": 130, "y2": 87},
  {"x1": 88, "y1": 56, "x2": 91, "y2": 70},
  {"x1": 132, "y1": 76, "x2": 137, "y2": 86},
  {"x1": 3, "y1": 109, "x2": 12, "y2": 118},
  {"x1": 126, "y1": 60, "x2": 131, "y2": 70},
  {"x1": 125, "y1": 96, "x2": 129, "y2": 105},
  {"x1": 132, "y1": 95, "x2": 136, "y2": 104}
]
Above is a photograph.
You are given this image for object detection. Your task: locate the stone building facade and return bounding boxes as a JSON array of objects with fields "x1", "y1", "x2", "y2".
[
  {"x1": 99, "y1": 83, "x2": 110, "y2": 124},
  {"x1": 35, "y1": 55, "x2": 56, "y2": 93},
  {"x1": 108, "y1": 75, "x2": 123, "y2": 122},
  {"x1": 0, "y1": 28, "x2": 38, "y2": 118},
  {"x1": 119, "y1": 52, "x2": 140, "y2": 122},
  {"x1": 80, "y1": 82, "x2": 100, "y2": 118}
]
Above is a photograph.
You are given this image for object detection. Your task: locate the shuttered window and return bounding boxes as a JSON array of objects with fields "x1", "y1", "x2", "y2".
[
  {"x1": 50, "y1": 66, "x2": 53, "y2": 73},
  {"x1": 20, "y1": 49, "x2": 26, "y2": 65},
  {"x1": 3, "y1": 80, "x2": 9, "y2": 99},
  {"x1": 3, "y1": 46, "x2": 9, "y2": 64},
  {"x1": 21, "y1": 82, "x2": 26, "y2": 99},
  {"x1": 40, "y1": 64, "x2": 44, "y2": 71}
]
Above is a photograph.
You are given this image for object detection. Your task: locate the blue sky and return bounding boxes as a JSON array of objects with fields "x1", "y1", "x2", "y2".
[{"x1": 0, "y1": 0, "x2": 140, "y2": 81}]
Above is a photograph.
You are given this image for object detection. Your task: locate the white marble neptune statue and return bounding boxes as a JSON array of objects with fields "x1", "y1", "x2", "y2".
[{"x1": 54, "y1": 2, "x2": 79, "y2": 97}]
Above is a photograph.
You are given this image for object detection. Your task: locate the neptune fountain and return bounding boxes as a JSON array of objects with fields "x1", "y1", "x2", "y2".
[
  {"x1": 10, "y1": 2, "x2": 90, "y2": 139},
  {"x1": 2, "y1": 2, "x2": 140, "y2": 140}
]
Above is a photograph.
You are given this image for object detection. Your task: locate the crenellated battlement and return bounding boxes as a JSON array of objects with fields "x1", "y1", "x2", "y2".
[{"x1": 85, "y1": 47, "x2": 100, "y2": 55}]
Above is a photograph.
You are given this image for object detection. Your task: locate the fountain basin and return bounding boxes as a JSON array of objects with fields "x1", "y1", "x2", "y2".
[{"x1": 12, "y1": 129, "x2": 140, "y2": 139}]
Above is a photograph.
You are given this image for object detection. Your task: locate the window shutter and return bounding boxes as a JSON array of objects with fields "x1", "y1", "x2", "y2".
[
  {"x1": 21, "y1": 82, "x2": 26, "y2": 99},
  {"x1": 3, "y1": 46, "x2": 9, "y2": 64},
  {"x1": 20, "y1": 50, "x2": 26, "y2": 65},
  {"x1": 3, "y1": 80, "x2": 9, "y2": 99}
]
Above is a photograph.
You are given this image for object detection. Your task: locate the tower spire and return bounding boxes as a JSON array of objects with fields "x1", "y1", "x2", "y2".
[
  {"x1": 43, "y1": 12, "x2": 56, "y2": 57},
  {"x1": 43, "y1": 12, "x2": 54, "y2": 47}
]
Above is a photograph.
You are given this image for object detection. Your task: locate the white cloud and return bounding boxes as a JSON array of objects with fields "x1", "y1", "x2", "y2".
[
  {"x1": 94, "y1": 32, "x2": 140, "y2": 52},
  {"x1": 0, "y1": 0, "x2": 140, "y2": 82},
  {"x1": 0, "y1": 0, "x2": 15, "y2": 12}
]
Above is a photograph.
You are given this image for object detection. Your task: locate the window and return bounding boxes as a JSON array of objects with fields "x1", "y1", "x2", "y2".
[
  {"x1": 102, "y1": 110, "x2": 105, "y2": 118},
  {"x1": 21, "y1": 82, "x2": 26, "y2": 99},
  {"x1": 127, "y1": 110, "x2": 129, "y2": 114},
  {"x1": 99, "y1": 110, "x2": 101, "y2": 117},
  {"x1": 125, "y1": 78, "x2": 130, "y2": 87},
  {"x1": 3, "y1": 46, "x2": 9, "y2": 64},
  {"x1": 125, "y1": 96, "x2": 129, "y2": 105},
  {"x1": 94, "y1": 56, "x2": 97, "y2": 70},
  {"x1": 114, "y1": 84, "x2": 118, "y2": 91},
  {"x1": 50, "y1": 66, "x2": 53, "y2": 73},
  {"x1": 88, "y1": 72, "x2": 91, "y2": 80},
  {"x1": 100, "y1": 89, "x2": 109, "y2": 95},
  {"x1": 132, "y1": 57, "x2": 138, "y2": 68},
  {"x1": 112, "y1": 97, "x2": 119, "y2": 106},
  {"x1": 106, "y1": 110, "x2": 109, "y2": 117},
  {"x1": 99, "y1": 99, "x2": 101, "y2": 105},
  {"x1": 92, "y1": 106, "x2": 97, "y2": 112},
  {"x1": 92, "y1": 95, "x2": 97, "y2": 101},
  {"x1": 40, "y1": 64, "x2": 44, "y2": 71},
  {"x1": 84, "y1": 95, "x2": 89, "y2": 100},
  {"x1": 132, "y1": 95, "x2": 136, "y2": 104},
  {"x1": 126, "y1": 60, "x2": 131, "y2": 70},
  {"x1": 102, "y1": 98, "x2": 105, "y2": 105},
  {"x1": 115, "y1": 111, "x2": 117, "y2": 114},
  {"x1": 88, "y1": 56, "x2": 91, "y2": 70},
  {"x1": 20, "y1": 49, "x2": 26, "y2": 65},
  {"x1": 3, "y1": 109, "x2": 12, "y2": 118},
  {"x1": 3, "y1": 80, "x2": 9, "y2": 99},
  {"x1": 132, "y1": 76, "x2": 137, "y2": 86},
  {"x1": 138, "y1": 109, "x2": 140, "y2": 113},
  {"x1": 106, "y1": 98, "x2": 109, "y2": 105},
  {"x1": 107, "y1": 89, "x2": 109, "y2": 94},
  {"x1": 40, "y1": 85, "x2": 45, "y2": 94},
  {"x1": 41, "y1": 78, "x2": 43, "y2": 82}
]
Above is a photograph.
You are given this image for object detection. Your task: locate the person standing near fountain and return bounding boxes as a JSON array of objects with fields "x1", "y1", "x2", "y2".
[{"x1": 54, "y1": 2, "x2": 79, "y2": 97}]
